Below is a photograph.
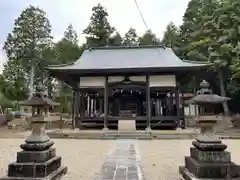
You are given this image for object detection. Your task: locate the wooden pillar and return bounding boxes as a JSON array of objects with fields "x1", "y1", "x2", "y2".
[
  {"x1": 99, "y1": 98, "x2": 103, "y2": 114},
  {"x1": 146, "y1": 75, "x2": 151, "y2": 129},
  {"x1": 79, "y1": 91, "x2": 85, "y2": 129},
  {"x1": 73, "y1": 88, "x2": 81, "y2": 129},
  {"x1": 72, "y1": 90, "x2": 76, "y2": 129},
  {"x1": 176, "y1": 82, "x2": 180, "y2": 128},
  {"x1": 93, "y1": 96, "x2": 97, "y2": 113},
  {"x1": 104, "y1": 76, "x2": 108, "y2": 129},
  {"x1": 87, "y1": 95, "x2": 90, "y2": 117},
  {"x1": 90, "y1": 97, "x2": 93, "y2": 116}
]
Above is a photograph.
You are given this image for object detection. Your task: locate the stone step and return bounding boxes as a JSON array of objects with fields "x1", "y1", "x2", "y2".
[
  {"x1": 118, "y1": 120, "x2": 136, "y2": 131},
  {"x1": 102, "y1": 132, "x2": 152, "y2": 140}
]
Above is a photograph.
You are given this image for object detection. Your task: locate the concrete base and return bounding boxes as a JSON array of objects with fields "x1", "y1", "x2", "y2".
[
  {"x1": 0, "y1": 166, "x2": 67, "y2": 180},
  {"x1": 118, "y1": 120, "x2": 136, "y2": 131},
  {"x1": 102, "y1": 127, "x2": 109, "y2": 132},
  {"x1": 145, "y1": 127, "x2": 152, "y2": 134}
]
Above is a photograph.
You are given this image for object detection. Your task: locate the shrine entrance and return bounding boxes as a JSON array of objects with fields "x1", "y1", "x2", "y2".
[{"x1": 109, "y1": 81, "x2": 146, "y2": 118}]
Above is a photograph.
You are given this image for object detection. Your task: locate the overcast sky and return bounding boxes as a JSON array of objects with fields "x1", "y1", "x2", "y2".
[{"x1": 0, "y1": 0, "x2": 191, "y2": 72}]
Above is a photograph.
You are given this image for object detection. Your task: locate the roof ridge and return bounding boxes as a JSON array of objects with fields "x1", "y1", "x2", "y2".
[
  {"x1": 182, "y1": 59, "x2": 212, "y2": 64},
  {"x1": 88, "y1": 45, "x2": 166, "y2": 51},
  {"x1": 47, "y1": 62, "x2": 75, "y2": 67}
]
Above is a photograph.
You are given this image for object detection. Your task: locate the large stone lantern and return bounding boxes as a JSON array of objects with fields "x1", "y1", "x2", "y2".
[
  {"x1": 0, "y1": 88, "x2": 67, "y2": 180},
  {"x1": 179, "y1": 80, "x2": 240, "y2": 179}
]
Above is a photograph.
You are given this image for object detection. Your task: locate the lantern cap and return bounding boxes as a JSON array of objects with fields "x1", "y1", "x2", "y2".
[{"x1": 186, "y1": 94, "x2": 230, "y2": 105}]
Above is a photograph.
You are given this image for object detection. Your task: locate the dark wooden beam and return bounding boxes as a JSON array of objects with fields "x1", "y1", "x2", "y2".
[
  {"x1": 104, "y1": 76, "x2": 108, "y2": 129},
  {"x1": 146, "y1": 75, "x2": 151, "y2": 129},
  {"x1": 72, "y1": 90, "x2": 76, "y2": 129},
  {"x1": 175, "y1": 81, "x2": 180, "y2": 128}
]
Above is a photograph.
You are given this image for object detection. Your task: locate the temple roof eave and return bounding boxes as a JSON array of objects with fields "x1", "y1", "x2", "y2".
[
  {"x1": 45, "y1": 45, "x2": 212, "y2": 76},
  {"x1": 46, "y1": 63, "x2": 210, "y2": 76}
]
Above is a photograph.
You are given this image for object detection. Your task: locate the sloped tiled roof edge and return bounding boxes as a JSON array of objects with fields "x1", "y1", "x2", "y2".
[{"x1": 46, "y1": 45, "x2": 210, "y2": 70}]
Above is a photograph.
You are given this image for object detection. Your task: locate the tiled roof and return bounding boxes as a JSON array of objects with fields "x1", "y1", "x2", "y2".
[{"x1": 47, "y1": 45, "x2": 210, "y2": 71}]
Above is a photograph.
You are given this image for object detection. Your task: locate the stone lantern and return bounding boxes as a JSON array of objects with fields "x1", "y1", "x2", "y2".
[
  {"x1": 179, "y1": 80, "x2": 240, "y2": 179},
  {"x1": 0, "y1": 88, "x2": 67, "y2": 180}
]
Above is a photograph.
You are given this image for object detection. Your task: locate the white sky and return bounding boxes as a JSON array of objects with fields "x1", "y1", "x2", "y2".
[{"x1": 0, "y1": 0, "x2": 191, "y2": 72}]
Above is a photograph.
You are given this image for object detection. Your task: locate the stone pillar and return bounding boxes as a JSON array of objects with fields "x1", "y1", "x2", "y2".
[
  {"x1": 103, "y1": 76, "x2": 108, "y2": 130},
  {"x1": 146, "y1": 75, "x2": 151, "y2": 130}
]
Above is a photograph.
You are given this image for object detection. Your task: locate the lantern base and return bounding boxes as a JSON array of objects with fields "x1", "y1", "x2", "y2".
[
  {"x1": 179, "y1": 165, "x2": 240, "y2": 180},
  {"x1": 20, "y1": 140, "x2": 54, "y2": 151},
  {"x1": 192, "y1": 140, "x2": 227, "y2": 151},
  {"x1": 0, "y1": 166, "x2": 67, "y2": 180},
  {"x1": 1, "y1": 147, "x2": 67, "y2": 179},
  {"x1": 179, "y1": 147, "x2": 240, "y2": 179}
]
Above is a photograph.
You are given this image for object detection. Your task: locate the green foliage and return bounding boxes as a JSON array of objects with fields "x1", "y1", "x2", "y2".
[
  {"x1": 123, "y1": 28, "x2": 139, "y2": 46},
  {"x1": 53, "y1": 24, "x2": 83, "y2": 113},
  {"x1": 64, "y1": 24, "x2": 78, "y2": 44},
  {"x1": 2, "y1": 0, "x2": 240, "y2": 113},
  {"x1": 83, "y1": 3, "x2": 115, "y2": 47},
  {"x1": 1, "y1": 59, "x2": 28, "y2": 102},
  {"x1": 162, "y1": 22, "x2": 180, "y2": 47},
  {"x1": 139, "y1": 30, "x2": 159, "y2": 45},
  {"x1": 3, "y1": 5, "x2": 53, "y2": 99},
  {"x1": 109, "y1": 32, "x2": 123, "y2": 46}
]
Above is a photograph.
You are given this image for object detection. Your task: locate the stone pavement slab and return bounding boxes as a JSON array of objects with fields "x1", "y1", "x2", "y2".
[{"x1": 96, "y1": 140, "x2": 145, "y2": 180}]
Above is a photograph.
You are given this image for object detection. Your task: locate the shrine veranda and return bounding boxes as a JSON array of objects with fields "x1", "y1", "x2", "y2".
[{"x1": 47, "y1": 45, "x2": 210, "y2": 130}]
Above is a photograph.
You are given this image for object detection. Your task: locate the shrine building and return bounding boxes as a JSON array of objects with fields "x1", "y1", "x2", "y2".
[{"x1": 46, "y1": 45, "x2": 210, "y2": 130}]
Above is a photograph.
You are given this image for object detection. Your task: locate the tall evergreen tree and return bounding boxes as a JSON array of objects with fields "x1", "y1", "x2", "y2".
[
  {"x1": 208, "y1": 0, "x2": 240, "y2": 114},
  {"x1": 161, "y1": 22, "x2": 181, "y2": 51},
  {"x1": 54, "y1": 25, "x2": 84, "y2": 112},
  {"x1": 123, "y1": 28, "x2": 139, "y2": 46},
  {"x1": 2, "y1": 57, "x2": 28, "y2": 107},
  {"x1": 109, "y1": 32, "x2": 122, "y2": 46},
  {"x1": 83, "y1": 3, "x2": 115, "y2": 47},
  {"x1": 55, "y1": 24, "x2": 83, "y2": 64},
  {"x1": 3, "y1": 6, "x2": 52, "y2": 97},
  {"x1": 139, "y1": 30, "x2": 159, "y2": 45},
  {"x1": 63, "y1": 24, "x2": 78, "y2": 44}
]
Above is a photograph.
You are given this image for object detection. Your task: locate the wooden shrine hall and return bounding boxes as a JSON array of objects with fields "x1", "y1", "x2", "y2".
[{"x1": 47, "y1": 45, "x2": 209, "y2": 130}]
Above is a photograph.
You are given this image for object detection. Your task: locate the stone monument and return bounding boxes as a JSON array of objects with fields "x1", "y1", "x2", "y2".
[
  {"x1": 179, "y1": 80, "x2": 240, "y2": 179},
  {"x1": 0, "y1": 88, "x2": 67, "y2": 180}
]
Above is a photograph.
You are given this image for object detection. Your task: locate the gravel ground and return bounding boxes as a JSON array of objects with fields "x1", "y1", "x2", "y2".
[
  {"x1": 0, "y1": 139, "x2": 114, "y2": 180},
  {"x1": 0, "y1": 139, "x2": 239, "y2": 180},
  {"x1": 139, "y1": 140, "x2": 240, "y2": 180}
]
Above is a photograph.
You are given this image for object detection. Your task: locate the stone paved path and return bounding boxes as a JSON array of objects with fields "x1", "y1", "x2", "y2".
[{"x1": 96, "y1": 140, "x2": 145, "y2": 180}]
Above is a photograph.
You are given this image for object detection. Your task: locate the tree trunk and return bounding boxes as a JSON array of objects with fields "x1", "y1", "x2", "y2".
[
  {"x1": 216, "y1": 68, "x2": 232, "y2": 132},
  {"x1": 218, "y1": 69, "x2": 229, "y2": 115},
  {"x1": 29, "y1": 65, "x2": 35, "y2": 99}
]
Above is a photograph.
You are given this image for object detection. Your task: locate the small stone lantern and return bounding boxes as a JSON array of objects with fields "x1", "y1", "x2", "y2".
[
  {"x1": 179, "y1": 80, "x2": 240, "y2": 179},
  {"x1": 0, "y1": 88, "x2": 67, "y2": 179}
]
